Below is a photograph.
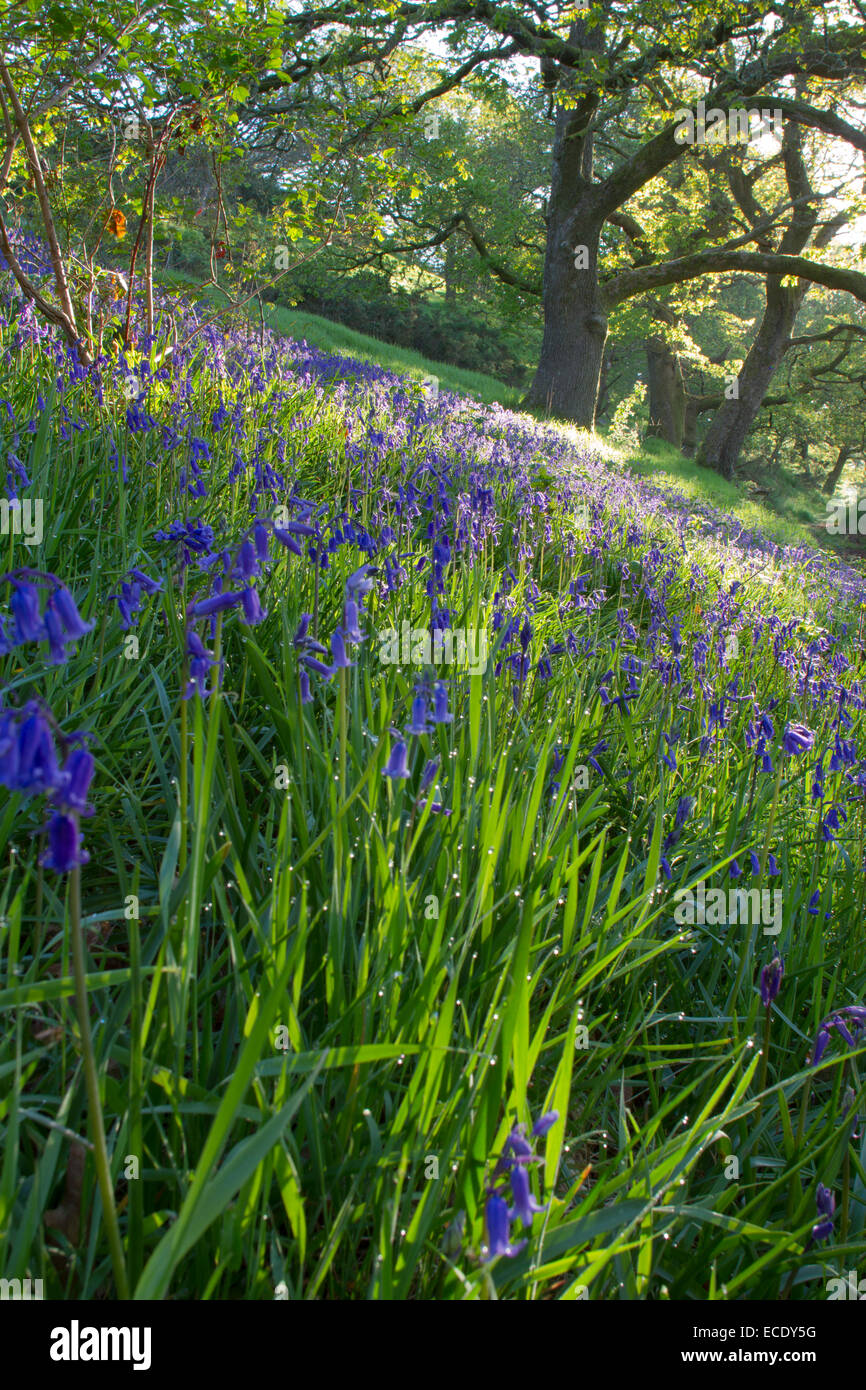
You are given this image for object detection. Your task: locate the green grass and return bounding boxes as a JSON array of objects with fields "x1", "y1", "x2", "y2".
[{"x1": 623, "y1": 438, "x2": 839, "y2": 554}]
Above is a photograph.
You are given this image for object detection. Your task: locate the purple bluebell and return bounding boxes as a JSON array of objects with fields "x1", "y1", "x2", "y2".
[
  {"x1": 183, "y1": 629, "x2": 219, "y2": 700},
  {"x1": 54, "y1": 747, "x2": 94, "y2": 815},
  {"x1": 531, "y1": 1111, "x2": 559, "y2": 1138},
  {"x1": 10, "y1": 582, "x2": 45, "y2": 643},
  {"x1": 405, "y1": 693, "x2": 430, "y2": 736},
  {"x1": 346, "y1": 563, "x2": 378, "y2": 598},
  {"x1": 41, "y1": 810, "x2": 89, "y2": 873},
  {"x1": 760, "y1": 953, "x2": 784, "y2": 1007},
  {"x1": 253, "y1": 521, "x2": 270, "y2": 564},
  {"x1": 812, "y1": 1184, "x2": 835, "y2": 1242},
  {"x1": 240, "y1": 586, "x2": 267, "y2": 625},
  {"x1": 342, "y1": 599, "x2": 364, "y2": 644},
  {"x1": 484, "y1": 1192, "x2": 527, "y2": 1260},
  {"x1": 126, "y1": 568, "x2": 162, "y2": 596},
  {"x1": 431, "y1": 682, "x2": 452, "y2": 724},
  {"x1": 419, "y1": 758, "x2": 439, "y2": 794},
  {"x1": 811, "y1": 1005, "x2": 866, "y2": 1065},
  {"x1": 300, "y1": 654, "x2": 334, "y2": 679},
  {"x1": 16, "y1": 711, "x2": 61, "y2": 794},
  {"x1": 383, "y1": 738, "x2": 411, "y2": 779},
  {"x1": 274, "y1": 526, "x2": 303, "y2": 557},
  {"x1": 782, "y1": 722, "x2": 815, "y2": 755},
  {"x1": 330, "y1": 628, "x2": 354, "y2": 669},
  {"x1": 51, "y1": 586, "x2": 93, "y2": 639},
  {"x1": 188, "y1": 590, "x2": 245, "y2": 619},
  {"x1": 509, "y1": 1164, "x2": 548, "y2": 1227}
]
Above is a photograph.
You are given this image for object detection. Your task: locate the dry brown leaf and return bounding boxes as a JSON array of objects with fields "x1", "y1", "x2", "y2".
[{"x1": 44, "y1": 1139, "x2": 86, "y2": 1247}]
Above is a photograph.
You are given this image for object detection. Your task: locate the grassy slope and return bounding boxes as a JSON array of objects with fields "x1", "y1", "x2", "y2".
[
  {"x1": 158, "y1": 269, "x2": 523, "y2": 408},
  {"x1": 157, "y1": 269, "x2": 857, "y2": 565}
]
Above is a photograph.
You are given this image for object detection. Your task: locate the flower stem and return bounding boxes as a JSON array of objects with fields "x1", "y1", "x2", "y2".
[
  {"x1": 757, "y1": 1005, "x2": 772, "y2": 1105},
  {"x1": 69, "y1": 859, "x2": 129, "y2": 1299}
]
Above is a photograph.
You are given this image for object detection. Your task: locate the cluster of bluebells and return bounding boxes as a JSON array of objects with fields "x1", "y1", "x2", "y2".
[
  {"x1": 729, "y1": 849, "x2": 780, "y2": 881},
  {"x1": 0, "y1": 569, "x2": 93, "y2": 665},
  {"x1": 292, "y1": 560, "x2": 377, "y2": 704},
  {"x1": 109, "y1": 566, "x2": 163, "y2": 629},
  {"x1": 0, "y1": 703, "x2": 94, "y2": 871},
  {"x1": 482, "y1": 1111, "x2": 558, "y2": 1260},
  {"x1": 180, "y1": 515, "x2": 316, "y2": 699},
  {"x1": 383, "y1": 671, "x2": 453, "y2": 808},
  {"x1": 0, "y1": 567, "x2": 96, "y2": 871},
  {"x1": 810, "y1": 1004, "x2": 866, "y2": 1066}
]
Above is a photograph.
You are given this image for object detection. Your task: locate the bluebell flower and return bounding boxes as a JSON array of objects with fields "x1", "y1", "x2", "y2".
[
  {"x1": 41, "y1": 810, "x2": 89, "y2": 873},
  {"x1": 431, "y1": 682, "x2": 452, "y2": 724},
  {"x1": 43, "y1": 602, "x2": 69, "y2": 664},
  {"x1": 405, "y1": 693, "x2": 430, "y2": 736},
  {"x1": 235, "y1": 539, "x2": 260, "y2": 581},
  {"x1": 10, "y1": 582, "x2": 45, "y2": 643},
  {"x1": 274, "y1": 526, "x2": 303, "y2": 557},
  {"x1": 806, "y1": 889, "x2": 829, "y2": 919},
  {"x1": 812, "y1": 1184, "x2": 835, "y2": 1242},
  {"x1": 52, "y1": 586, "x2": 93, "y2": 640},
  {"x1": 346, "y1": 563, "x2": 378, "y2": 598},
  {"x1": 240, "y1": 586, "x2": 267, "y2": 625},
  {"x1": 54, "y1": 748, "x2": 94, "y2": 815},
  {"x1": 810, "y1": 1005, "x2": 866, "y2": 1065},
  {"x1": 482, "y1": 1109, "x2": 558, "y2": 1259},
  {"x1": 183, "y1": 629, "x2": 219, "y2": 700},
  {"x1": 300, "y1": 654, "x2": 334, "y2": 679},
  {"x1": 587, "y1": 739, "x2": 609, "y2": 775},
  {"x1": 188, "y1": 590, "x2": 245, "y2": 619},
  {"x1": 782, "y1": 722, "x2": 815, "y2": 755},
  {"x1": 531, "y1": 1111, "x2": 559, "y2": 1139},
  {"x1": 484, "y1": 1193, "x2": 527, "y2": 1260},
  {"x1": 330, "y1": 628, "x2": 354, "y2": 669},
  {"x1": 126, "y1": 568, "x2": 162, "y2": 596},
  {"x1": 16, "y1": 711, "x2": 61, "y2": 794},
  {"x1": 383, "y1": 738, "x2": 410, "y2": 779},
  {"x1": 509, "y1": 1164, "x2": 547, "y2": 1227},
  {"x1": 760, "y1": 953, "x2": 784, "y2": 1007},
  {"x1": 342, "y1": 599, "x2": 364, "y2": 644}
]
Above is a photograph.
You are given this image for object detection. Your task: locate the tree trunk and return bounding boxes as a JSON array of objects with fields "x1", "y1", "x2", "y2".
[
  {"x1": 682, "y1": 398, "x2": 698, "y2": 457},
  {"x1": 696, "y1": 283, "x2": 805, "y2": 479},
  {"x1": 645, "y1": 334, "x2": 685, "y2": 446},
  {"x1": 525, "y1": 206, "x2": 606, "y2": 426},
  {"x1": 525, "y1": 16, "x2": 607, "y2": 428},
  {"x1": 822, "y1": 445, "x2": 852, "y2": 495}
]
